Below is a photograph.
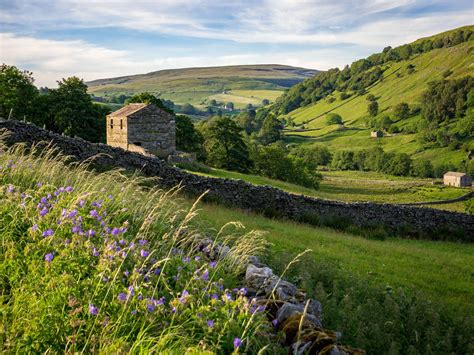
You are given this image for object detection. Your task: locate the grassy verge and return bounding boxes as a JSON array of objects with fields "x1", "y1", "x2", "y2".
[{"x1": 190, "y1": 202, "x2": 474, "y2": 353}]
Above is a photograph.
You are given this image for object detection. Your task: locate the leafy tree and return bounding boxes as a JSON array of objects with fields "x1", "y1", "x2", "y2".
[
  {"x1": 331, "y1": 150, "x2": 356, "y2": 170},
  {"x1": 262, "y1": 98, "x2": 270, "y2": 106},
  {"x1": 0, "y1": 64, "x2": 38, "y2": 119},
  {"x1": 326, "y1": 113, "x2": 343, "y2": 125},
  {"x1": 412, "y1": 159, "x2": 434, "y2": 178},
  {"x1": 366, "y1": 94, "x2": 376, "y2": 102},
  {"x1": 126, "y1": 92, "x2": 173, "y2": 113},
  {"x1": 225, "y1": 102, "x2": 234, "y2": 110},
  {"x1": 235, "y1": 110, "x2": 256, "y2": 135},
  {"x1": 291, "y1": 144, "x2": 332, "y2": 170},
  {"x1": 176, "y1": 115, "x2": 204, "y2": 154},
  {"x1": 181, "y1": 103, "x2": 196, "y2": 115},
  {"x1": 383, "y1": 153, "x2": 412, "y2": 176},
  {"x1": 393, "y1": 102, "x2": 410, "y2": 120},
  {"x1": 368, "y1": 100, "x2": 379, "y2": 117},
  {"x1": 201, "y1": 116, "x2": 251, "y2": 172},
  {"x1": 210, "y1": 99, "x2": 217, "y2": 106},
  {"x1": 379, "y1": 116, "x2": 393, "y2": 130},
  {"x1": 258, "y1": 114, "x2": 282, "y2": 145},
  {"x1": 252, "y1": 142, "x2": 321, "y2": 189},
  {"x1": 245, "y1": 103, "x2": 253, "y2": 110},
  {"x1": 48, "y1": 77, "x2": 107, "y2": 142}
]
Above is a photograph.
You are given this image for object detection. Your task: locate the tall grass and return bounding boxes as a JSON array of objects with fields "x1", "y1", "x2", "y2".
[{"x1": 0, "y1": 141, "x2": 276, "y2": 353}]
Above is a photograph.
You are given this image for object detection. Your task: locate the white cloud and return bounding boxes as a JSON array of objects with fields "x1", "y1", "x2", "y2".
[{"x1": 0, "y1": 32, "x2": 358, "y2": 87}]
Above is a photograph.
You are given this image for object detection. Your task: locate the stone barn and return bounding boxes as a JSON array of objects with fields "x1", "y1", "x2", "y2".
[
  {"x1": 370, "y1": 130, "x2": 383, "y2": 138},
  {"x1": 106, "y1": 103, "x2": 175, "y2": 158},
  {"x1": 443, "y1": 172, "x2": 472, "y2": 187}
]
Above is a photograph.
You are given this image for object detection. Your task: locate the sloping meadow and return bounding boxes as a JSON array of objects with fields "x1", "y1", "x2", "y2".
[{"x1": 0, "y1": 142, "x2": 276, "y2": 353}]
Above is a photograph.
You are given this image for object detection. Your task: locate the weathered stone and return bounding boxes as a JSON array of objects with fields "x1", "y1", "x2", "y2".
[
  {"x1": 245, "y1": 264, "x2": 273, "y2": 290},
  {"x1": 276, "y1": 302, "x2": 322, "y2": 328},
  {"x1": 290, "y1": 341, "x2": 312, "y2": 355},
  {"x1": 307, "y1": 299, "x2": 322, "y2": 319},
  {"x1": 263, "y1": 275, "x2": 298, "y2": 301}
]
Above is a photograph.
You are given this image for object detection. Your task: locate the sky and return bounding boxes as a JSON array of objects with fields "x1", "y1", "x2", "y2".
[{"x1": 0, "y1": 0, "x2": 472, "y2": 87}]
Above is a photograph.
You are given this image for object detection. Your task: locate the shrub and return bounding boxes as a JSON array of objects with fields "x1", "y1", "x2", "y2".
[
  {"x1": 412, "y1": 159, "x2": 434, "y2": 178},
  {"x1": 326, "y1": 113, "x2": 343, "y2": 125}
]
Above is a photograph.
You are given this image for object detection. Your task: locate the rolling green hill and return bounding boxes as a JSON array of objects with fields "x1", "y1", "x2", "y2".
[
  {"x1": 275, "y1": 26, "x2": 474, "y2": 167},
  {"x1": 86, "y1": 64, "x2": 317, "y2": 109}
]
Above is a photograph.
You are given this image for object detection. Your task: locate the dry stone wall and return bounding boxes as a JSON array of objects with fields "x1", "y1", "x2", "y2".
[{"x1": 1, "y1": 119, "x2": 473, "y2": 241}]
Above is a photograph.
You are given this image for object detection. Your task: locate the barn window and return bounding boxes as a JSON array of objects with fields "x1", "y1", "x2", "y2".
[
  {"x1": 133, "y1": 142, "x2": 142, "y2": 146},
  {"x1": 120, "y1": 119, "x2": 123, "y2": 129},
  {"x1": 110, "y1": 119, "x2": 113, "y2": 128}
]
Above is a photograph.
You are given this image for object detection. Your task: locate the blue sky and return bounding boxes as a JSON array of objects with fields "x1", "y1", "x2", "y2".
[{"x1": 0, "y1": 0, "x2": 472, "y2": 86}]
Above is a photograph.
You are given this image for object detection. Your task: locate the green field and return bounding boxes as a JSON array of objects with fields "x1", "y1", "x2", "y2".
[
  {"x1": 281, "y1": 38, "x2": 474, "y2": 167},
  {"x1": 192, "y1": 201, "x2": 474, "y2": 318},
  {"x1": 87, "y1": 64, "x2": 316, "y2": 108},
  {"x1": 190, "y1": 167, "x2": 471, "y2": 212}
]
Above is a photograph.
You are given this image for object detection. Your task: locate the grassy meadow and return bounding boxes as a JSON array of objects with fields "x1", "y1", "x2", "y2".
[
  {"x1": 1, "y1": 143, "x2": 473, "y2": 353},
  {"x1": 87, "y1": 64, "x2": 315, "y2": 108},
  {"x1": 189, "y1": 167, "x2": 471, "y2": 212},
  {"x1": 281, "y1": 39, "x2": 474, "y2": 166}
]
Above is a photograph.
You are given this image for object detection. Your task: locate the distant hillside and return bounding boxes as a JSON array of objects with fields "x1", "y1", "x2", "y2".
[
  {"x1": 271, "y1": 25, "x2": 474, "y2": 168},
  {"x1": 86, "y1": 64, "x2": 318, "y2": 110}
]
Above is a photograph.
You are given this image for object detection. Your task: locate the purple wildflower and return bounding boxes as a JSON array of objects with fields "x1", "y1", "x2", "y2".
[
  {"x1": 138, "y1": 239, "x2": 147, "y2": 245},
  {"x1": 68, "y1": 209, "x2": 78, "y2": 219},
  {"x1": 44, "y1": 253, "x2": 54, "y2": 262},
  {"x1": 128, "y1": 285, "x2": 135, "y2": 296},
  {"x1": 194, "y1": 256, "x2": 201, "y2": 261},
  {"x1": 39, "y1": 207, "x2": 49, "y2": 217},
  {"x1": 86, "y1": 229, "x2": 96, "y2": 237},
  {"x1": 131, "y1": 310, "x2": 137, "y2": 315},
  {"x1": 202, "y1": 269, "x2": 209, "y2": 282},
  {"x1": 119, "y1": 239, "x2": 125, "y2": 245},
  {"x1": 37, "y1": 182, "x2": 43, "y2": 188},
  {"x1": 92, "y1": 248, "x2": 99, "y2": 257},
  {"x1": 182, "y1": 257, "x2": 190, "y2": 263},
  {"x1": 65, "y1": 239, "x2": 71, "y2": 245},
  {"x1": 40, "y1": 197, "x2": 48, "y2": 204},
  {"x1": 66, "y1": 186, "x2": 74, "y2": 193},
  {"x1": 6, "y1": 185, "x2": 14, "y2": 193},
  {"x1": 171, "y1": 306, "x2": 177, "y2": 314},
  {"x1": 272, "y1": 319, "x2": 278, "y2": 327},
  {"x1": 31, "y1": 224, "x2": 38, "y2": 232},
  {"x1": 111, "y1": 228, "x2": 120, "y2": 235},
  {"x1": 78, "y1": 200, "x2": 86, "y2": 208},
  {"x1": 88, "y1": 303, "x2": 99, "y2": 316},
  {"x1": 209, "y1": 261, "x2": 217, "y2": 269},
  {"x1": 239, "y1": 288, "x2": 247, "y2": 296},
  {"x1": 89, "y1": 209, "x2": 99, "y2": 218},
  {"x1": 233, "y1": 338, "x2": 242, "y2": 348},
  {"x1": 154, "y1": 267, "x2": 161, "y2": 275},
  {"x1": 71, "y1": 225, "x2": 81, "y2": 234},
  {"x1": 140, "y1": 249, "x2": 149, "y2": 258},
  {"x1": 118, "y1": 293, "x2": 127, "y2": 302},
  {"x1": 211, "y1": 293, "x2": 219, "y2": 300},
  {"x1": 42, "y1": 229, "x2": 54, "y2": 237},
  {"x1": 147, "y1": 304, "x2": 155, "y2": 312},
  {"x1": 207, "y1": 320, "x2": 214, "y2": 328}
]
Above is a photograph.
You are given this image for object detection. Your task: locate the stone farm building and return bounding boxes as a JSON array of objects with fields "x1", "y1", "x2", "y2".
[
  {"x1": 443, "y1": 171, "x2": 472, "y2": 187},
  {"x1": 370, "y1": 130, "x2": 383, "y2": 138},
  {"x1": 106, "y1": 103, "x2": 176, "y2": 158}
]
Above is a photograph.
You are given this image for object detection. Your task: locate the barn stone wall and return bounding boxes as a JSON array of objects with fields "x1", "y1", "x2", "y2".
[{"x1": 1, "y1": 119, "x2": 473, "y2": 241}]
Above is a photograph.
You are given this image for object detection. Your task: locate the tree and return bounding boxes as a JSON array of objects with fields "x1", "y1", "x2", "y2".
[
  {"x1": 201, "y1": 116, "x2": 251, "y2": 172},
  {"x1": 412, "y1": 159, "x2": 434, "y2": 178},
  {"x1": 331, "y1": 150, "x2": 356, "y2": 170},
  {"x1": 126, "y1": 92, "x2": 173, "y2": 113},
  {"x1": 326, "y1": 113, "x2": 343, "y2": 125},
  {"x1": 210, "y1": 99, "x2": 217, "y2": 106},
  {"x1": 262, "y1": 99, "x2": 270, "y2": 106},
  {"x1": 291, "y1": 144, "x2": 332, "y2": 170},
  {"x1": 368, "y1": 100, "x2": 379, "y2": 117},
  {"x1": 258, "y1": 114, "x2": 282, "y2": 145},
  {"x1": 366, "y1": 94, "x2": 376, "y2": 102},
  {"x1": 48, "y1": 77, "x2": 107, "y2": 142},
  {"x1": 383, "y1": 153, "x2": 412, "y2": 176},
  {"x1": 176, "y1": 115, "x2": 204, "y2": 154},
  {"x1": 181, "y1": 103, "x2": 196, "y2": 115},
  {"x1": 0, "y1": 64, "x2": 38, "y2": 119},
  {"x1": 225, "y1": 102, "x2": 234, "y2": 111},
  {"x1": 393, "y1": 102, "x2": 410, "y2": 120}
]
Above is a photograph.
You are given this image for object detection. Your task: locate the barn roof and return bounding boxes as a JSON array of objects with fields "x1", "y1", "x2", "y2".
[
  {"x1": 444, "y1": 171, "x2": 467, "y2": 177},
  {"x1": 107, "y1": 103, "x2": 149, "y2": 117}
]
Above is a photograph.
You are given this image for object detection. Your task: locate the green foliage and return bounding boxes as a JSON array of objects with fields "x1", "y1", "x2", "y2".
[
  {"x1": 367, "y1": 100, "x2": 379, "y2": 117},
  {"x1": 393, "y1": 102, "x2": 410, "y2": 120},
  {"x1": 0, "y1": 64, "x2": 38, "y2": 119},
  {"x1": 251, "y1": 142, "x2": 321, "y2": 189},
  {"x1": 175, "y1": 115, "x2": 204, "y2": 155},
  {"x1": 126, "y1": 92, "x2": 173, "y2": 113},
  {"x1": 200, "y1": 116, "x2": 251, "y2": 172},
  {"x1": 0, "y1": 144, "x2": 273, "y2": 353},
  {"x1": 412, "y1": 159, "x2": 434, "y2": 178},
  {"x1": 325, "y1": 113, "x2": 343, "y2": 125},
  {"x1": 331, "y1": 151, "x2": 356, "y2": 170},
  {"x1": 258, "y1": 114, "x2": 282, "y2": 145},
  {"x1": 290, "y1": 144, "x2": 332, "y2": 169}
]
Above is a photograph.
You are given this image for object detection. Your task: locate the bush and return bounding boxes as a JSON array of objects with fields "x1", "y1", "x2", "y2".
[
  {"x1": 331, "y1": 151, "x2": 356, "y2": 170},
  {"x1": 412, "y1": 159, "x2": 434, "y2": 178},
  {"x1": 326, "y1": 113, "x2": 343, "y2": 125}
]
